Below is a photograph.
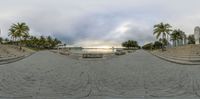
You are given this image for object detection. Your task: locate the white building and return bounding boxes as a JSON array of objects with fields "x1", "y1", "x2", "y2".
[{"x1": 194, "y1": 26, "x2": 200, "y2": 44}]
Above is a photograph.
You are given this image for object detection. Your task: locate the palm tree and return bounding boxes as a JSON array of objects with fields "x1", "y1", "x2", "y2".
[
  {"x1": 29, "y1": 36, "x2": 39, "y2": 48},
  {"x1": 9, "y1": 22, "x2": 30, "y2": 49},
  {"x1": 153, "y1": 22, "x2": 172, "y2": 50},
  {"x1": 47, "y1": 36, "x2": 53, "y2": 48},
  {"x1": 54, "y1": 38, "x2": 62, "y2": 45},
  {"x1": 171, "y1": 29, "x2": 185, "y2": 47},
  {"x1": 8, "y1": 28, "x2": 18, "y2": 43},
  {"x1": 22, "y1": 32, "x2": 30, "y2": 46},
  {"x1": 39, "y1": 36, "x2": 46, "y2": 48},
  {"x1": 171, "y1": 30, "x2": 179, "y2": 47}
]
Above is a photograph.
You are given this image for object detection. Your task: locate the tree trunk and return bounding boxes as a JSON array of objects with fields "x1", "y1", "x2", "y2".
[
  {"x1": 175, "y1": 40, "x2": 177, "y2": 47},
  {"x1": 19, "y1": 38, "x2": 22, "y2": 50},
  {"x1": 162, "y1": 33, "x2": 165, "y2": 51}
]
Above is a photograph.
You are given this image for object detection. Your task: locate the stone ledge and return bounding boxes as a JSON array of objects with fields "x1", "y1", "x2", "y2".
[
  {"x1": 0, "y1": 53, "x2": 35, "y2": 65},
  {"x1": 150, "y1": 51, "x2": 200, "y2": 65}
]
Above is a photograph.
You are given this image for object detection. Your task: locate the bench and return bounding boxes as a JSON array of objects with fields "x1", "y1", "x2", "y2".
[
  {"x1": 82, "y1": 53, "x2": 103, "y2": 58},
  {"x1": 115, "y1": 50, "x2": 126, "y2": 55}
]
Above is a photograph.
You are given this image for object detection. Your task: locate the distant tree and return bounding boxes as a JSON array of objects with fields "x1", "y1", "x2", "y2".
[
  {"x1": 188, "y1": 34, "x2": 195, "y2": 44},
  {"x1": 46, "y1": 36, "x2": 53, "y2": 48},
  {"x1": 122, "y1": 40, "x2": 139, "y2": 49},
  {"x1": 4, "y1": 38, "x2": 9, "y2": 42},
  {"x1": 142, "y1": 41, "x2": 163, "y2": 50},
  {"x1": 54, "y1": 38, "x2": 62, "y2": 45},
  {"x1": 51, "y1": 38, "x2": 61, "y2": 48},
  {"x1": 142, "y1": 43, "x2": 153, "y2": 50},
  {"x1": 158, "y1": 38, "x2": 169, "y2": 47},
  {"x1": 23, "y1": 35, "x2": 62, "y2": 49},
  {"x1": 7, "y1": 23, "x2": 62, "y2": 50},
  {"x1": 171, "y1": 29, "x2": 185, "y2": 47},
  {"x1": 171, "y1": 30, "x2": 179, "y2": 47},
  {"x1": 153, "y1": 41, "x2": 163, "y2": 49},
  {"x1": 38, "y1": 36, "x2": 46, "y2": 48}
]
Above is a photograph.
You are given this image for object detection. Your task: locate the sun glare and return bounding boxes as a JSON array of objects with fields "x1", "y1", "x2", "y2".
[
  {"x1": 116, "y1": 22, "x2": 130, "y2": 33},
  {"x1": 85, "y1": 45, "x2": 112, "y2": 49}
]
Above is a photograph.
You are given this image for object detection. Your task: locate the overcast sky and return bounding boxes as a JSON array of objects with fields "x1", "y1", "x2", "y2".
[{"x1": 0, "y1": 0, "x2": 200, "y2": 47}]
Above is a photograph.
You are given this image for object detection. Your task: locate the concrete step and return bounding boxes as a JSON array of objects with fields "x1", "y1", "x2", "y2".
[{"x1": 151, "y1": 53, "x2": 200, "y2": 65}]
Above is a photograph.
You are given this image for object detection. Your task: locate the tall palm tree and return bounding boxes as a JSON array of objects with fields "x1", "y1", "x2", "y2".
[
  {"x1": 9, "y1": 22, "x2": 30, "y2": 49},
  {"x1": 153, "y1": 22, "x2": 172, "y2": 50}
]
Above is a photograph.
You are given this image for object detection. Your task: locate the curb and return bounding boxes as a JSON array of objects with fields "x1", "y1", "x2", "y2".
[
  {"x1": 0, "y1": 52, "x2": 35, "y2": 65},
  {"x1": 149, "y1": 51, "x2": 200, "y2": 65}
]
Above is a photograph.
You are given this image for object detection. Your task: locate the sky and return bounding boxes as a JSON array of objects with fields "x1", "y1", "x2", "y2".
[{"x1": 0, "y1": 0, "x2": 200, "y2": 47}]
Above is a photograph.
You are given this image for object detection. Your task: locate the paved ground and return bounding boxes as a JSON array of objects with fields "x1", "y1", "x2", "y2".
[{"x1": 0, "y1": 50, "x2": 200, "y2": 99}]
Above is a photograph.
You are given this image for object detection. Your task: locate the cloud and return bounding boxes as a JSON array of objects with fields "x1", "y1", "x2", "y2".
[{"x1": 0, "y1": 0, "x2": 200, "y2": 46}]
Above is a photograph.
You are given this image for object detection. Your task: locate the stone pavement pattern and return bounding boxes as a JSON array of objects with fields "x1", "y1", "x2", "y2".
[{"x1": 0, "y1": 50, "x2": 200, "y2": 99}]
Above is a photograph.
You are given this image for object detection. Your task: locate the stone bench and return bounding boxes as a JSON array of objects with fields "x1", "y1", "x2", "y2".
[
  {"x1": 82, "y1": 53, "x2": 103, "y2": 58},
  {"x1": 59, "y1": 52, "x2": 70, "y2": 56},
  {"x1": 115, "y1": 51, "x2": 126, "y2": 55}
]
